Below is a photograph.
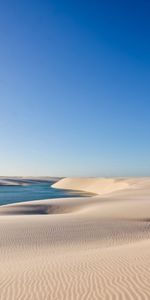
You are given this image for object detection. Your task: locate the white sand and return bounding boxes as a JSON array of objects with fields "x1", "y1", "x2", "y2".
[
  {"x1": 0, "y1": 179, "x2": 21, "y2": 186},
  {"x1": 0, "y1": 177, "x2": 60, "y2": 186},
  {"x1": 53, "y1": 177, "x2": 135, "y2": 194},
  {"x1": 0, "y1": 177, "x2": 150, "y2": 299}
]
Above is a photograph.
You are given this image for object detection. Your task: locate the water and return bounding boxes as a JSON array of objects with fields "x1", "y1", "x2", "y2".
[{"x1": 0, "y1": 181, "x2": 91, "y2": 206}]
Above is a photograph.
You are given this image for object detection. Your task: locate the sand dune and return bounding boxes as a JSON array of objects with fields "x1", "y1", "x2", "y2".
[
  {"x1": 0, "y1": 180, "x2": 22, "y2": 186},
  {"x1": 0, "y1": 177, "x2": 60, "y2": 186},
  {"x1": 52, "y1": 177, "x2": 137, "y2": 195},
  {"x1": 0, "y1": 177, "x2": 150, "y2": 299}
]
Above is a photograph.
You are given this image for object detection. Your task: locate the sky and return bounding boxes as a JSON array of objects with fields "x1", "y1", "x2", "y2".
[{"x1": 0, "y1": 0, "x2": 150, "y2": 176}]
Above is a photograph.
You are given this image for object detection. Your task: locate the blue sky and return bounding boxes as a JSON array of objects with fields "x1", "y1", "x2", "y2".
[{"x1": 0, "y1": 0, "x2": 150, "y2": 176}]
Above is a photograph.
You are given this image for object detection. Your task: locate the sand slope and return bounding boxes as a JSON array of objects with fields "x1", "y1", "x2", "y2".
[
  {"x1": 0, "y1": 177, "x2": 150, "y2": 299},
  {"x1": 0, "y1": 177, "x2": 60, "y2": 186},
  {"x1": 52, "y1": 177, "x2": 137, "y2": 195}
]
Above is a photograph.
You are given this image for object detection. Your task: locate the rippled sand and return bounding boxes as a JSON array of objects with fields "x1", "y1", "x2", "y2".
[{"x1": 0, "y1": 177, "x2": 150, "y2": 299}]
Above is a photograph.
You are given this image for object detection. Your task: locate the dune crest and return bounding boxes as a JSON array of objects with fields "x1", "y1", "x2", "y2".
[{"x1": 52, "y1": 177, "x2": 137, "y2": 195}]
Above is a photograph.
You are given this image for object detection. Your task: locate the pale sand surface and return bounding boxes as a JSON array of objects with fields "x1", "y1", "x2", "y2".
[
  {"x1": 0, "y1": 179, "x2": 21, "y2": 186},
  {"x1": 0, "y1": 177, "x2": 60, "y2": 186},
  {"x1": 53, "y1": 176, "x2": 150, "y2": 195},
  {"x1": 0, "y1": 177, "x2": 150, "y2": 299}
]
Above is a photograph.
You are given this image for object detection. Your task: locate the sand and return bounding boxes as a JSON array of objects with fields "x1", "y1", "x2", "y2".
[
  {"x1": 0, "y1": 177, "x2": 150, "y2": 299},
  {"x1": 0, "y1": 177, "x2": 60, "y2": 186},
  {"x1": 53, "y1": 176, "x2": 150, "y2": 194},
  {"x1": 0, "y1": 179, "x2": 21, "y2": 186}
]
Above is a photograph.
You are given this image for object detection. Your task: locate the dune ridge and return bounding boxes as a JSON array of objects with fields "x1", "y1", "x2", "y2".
[
  {"x1": 52, "y1": 177, "x2": 138, "y2": 195},
  {"x1": 0, "y1": 177, "x2": 60, "y2": 186},
  {"x1": 0, "y1": 177, "x2": 150, "y2": 299}
]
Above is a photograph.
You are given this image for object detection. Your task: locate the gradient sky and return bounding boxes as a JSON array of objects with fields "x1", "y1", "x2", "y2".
[{"x1": 0, "y1": 0, "x2": 150, "y2": 176}]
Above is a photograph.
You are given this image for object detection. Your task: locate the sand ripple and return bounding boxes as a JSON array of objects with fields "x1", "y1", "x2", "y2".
[{"x1": 0, "y1": 178, "x2": 150, "y2": 299}]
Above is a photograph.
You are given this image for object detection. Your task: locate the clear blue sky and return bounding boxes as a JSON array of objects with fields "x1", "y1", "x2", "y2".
[{"x1": 0, "y1": 0, "x2": 150, "y2": 176}]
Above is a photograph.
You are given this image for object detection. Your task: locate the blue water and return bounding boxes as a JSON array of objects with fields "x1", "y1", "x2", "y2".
[{"x1": 0, "y1": 182, "x2": 91, "y2": 206}]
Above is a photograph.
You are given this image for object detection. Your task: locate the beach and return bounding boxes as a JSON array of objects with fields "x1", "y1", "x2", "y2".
[{"x1": 0, "y1": 177, "x2": 150, "y2": 299}]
